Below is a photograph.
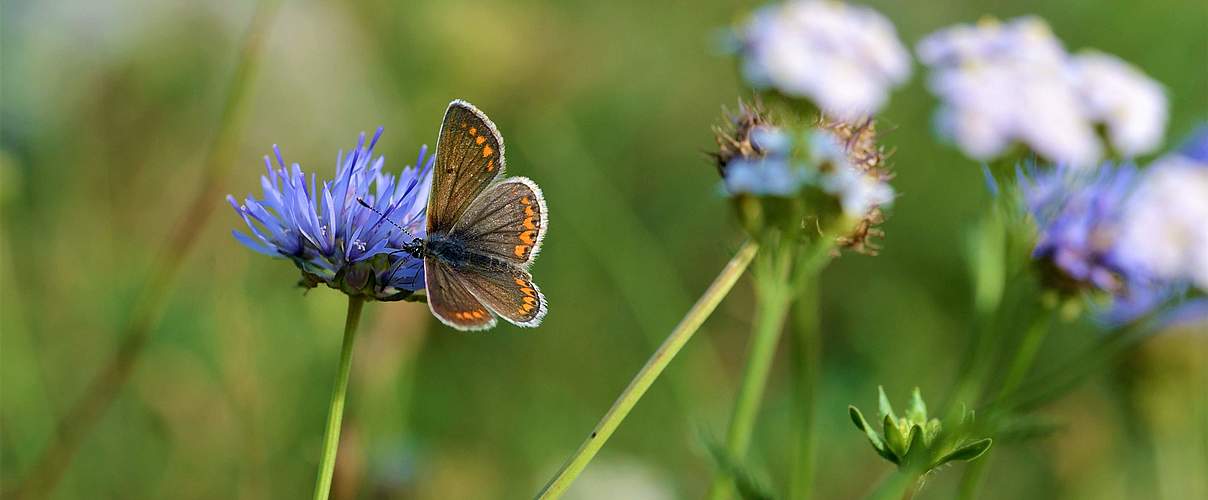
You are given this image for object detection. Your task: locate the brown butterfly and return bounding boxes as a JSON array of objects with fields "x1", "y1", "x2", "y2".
[{"x1": 410, "y1": 100, "x2": 548, "y2": 330}]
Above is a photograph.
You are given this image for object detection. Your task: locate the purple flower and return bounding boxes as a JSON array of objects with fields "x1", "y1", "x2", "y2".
[
  {"x1": 227, "y1": 128, "x2": 432, "y2": 300},
  {"x1": 1018, "y1": 162, "x2": 1166, "y2": 321}
]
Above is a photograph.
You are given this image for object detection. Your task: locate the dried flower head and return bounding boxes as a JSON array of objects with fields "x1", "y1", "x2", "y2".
[
  {"x1": 815, "y1": 116, "x2": 895, "y2": 254},
  {"x1": 713, "y1": 99, "x2": 776, "y2": 177}
]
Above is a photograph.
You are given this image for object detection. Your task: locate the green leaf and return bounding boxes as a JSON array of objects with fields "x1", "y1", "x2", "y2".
[
  {"x1": 907, "y1": 387, "x2": 927, "y2": 422},
  {"x1": 884, "y1": 415, "x2": 910, "y2": 459},
  {"x1": 934, "y1": 438, "x2": 994, "y2": 468},
  {"x1": 850, "y1": 406, "x2": 894, "y2": 462},
  {"x1": 878, "y1": 386, "x2": 897, "y2": 420},
  {"x1": 902, "y1": 424, "x2": 929, "y2": 469}
]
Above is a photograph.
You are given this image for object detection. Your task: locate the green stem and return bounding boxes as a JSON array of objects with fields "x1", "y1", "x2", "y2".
[
  {"x1": 865, "y1": 468, "x2": 922, "y2": 500},
  {"x1": 957, "y1": 311, "x2": 1054, "y2": 500},
  {"x1": 996, "y1": 312, "x2": 1055, "y2": 401},
  {"x1": 313, "y1": 296, "x2": 365, "y2": 500},
  {"x1": 535, "y1": 239, "x2": 759, "y2": 500},
  {"x1": 789, "y1": 279, "x2": 820, "y2": 500},
  {"x1": 708, "y1": 246, "x2": 795, "y2": 500}
]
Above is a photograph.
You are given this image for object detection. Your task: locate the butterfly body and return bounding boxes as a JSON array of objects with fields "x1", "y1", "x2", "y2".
[{"x1": 421, "y1": 100, "x2": 549, "y2": 331}]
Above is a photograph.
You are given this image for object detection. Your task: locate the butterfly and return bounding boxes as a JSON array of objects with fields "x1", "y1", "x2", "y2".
[{"x1": 409, "y1": 100, "x2": 548, "y2": 330}]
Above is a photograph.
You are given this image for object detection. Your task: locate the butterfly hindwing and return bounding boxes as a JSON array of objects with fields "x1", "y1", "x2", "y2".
[
  {"x1": 425, "y1": 258, "x2": 497, "y2": 331},
  {"x1": 427, "y1": 100, "x2": 506, "y2": 234},
  {"x1": 451, "y1": 178, "x2": 547, "y2": 267},
  {"x1": 457, "y1": 266, "x2": 546, "y2": 328}
]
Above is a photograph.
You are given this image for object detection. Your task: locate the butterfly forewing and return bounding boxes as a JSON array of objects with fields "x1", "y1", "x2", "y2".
[
  {"x1": 457, "y1": 267, "x2": 547, "y2": 327},
  {"x1": 425, "y1": 258, "x2": 497, "y2": 330},
  {"x1": 427, "y1": 100, "x2": 506, "y2": 234},
  {"x1": 451, "y1": 178, "x2": 547, "y2": 267}
]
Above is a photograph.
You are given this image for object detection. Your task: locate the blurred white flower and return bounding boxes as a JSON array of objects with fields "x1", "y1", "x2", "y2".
[
  {"x1": 917, "y1": 16, "x2": 1168, "y2": 168},
  {"x1": 739, "y1": 0, "x2": 912, "y2": 120},
  {"x1": 1116, "y1": 154, "x2": 1208, "y2": 290},
  {"x1": 1070, "y1": 51, "x2": 1168, "y2": 157}
]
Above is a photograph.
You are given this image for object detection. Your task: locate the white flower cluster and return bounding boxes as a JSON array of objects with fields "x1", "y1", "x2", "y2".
[
  {"x1": 1116, "y1": 152, "x2": 1208, "y2": 290},
  {"x1": 739, "y1": 0, "x2": 912, "y2": 121},
  {"x1": 917, "y1": 17, "x2": 1168, "y2": 168}
]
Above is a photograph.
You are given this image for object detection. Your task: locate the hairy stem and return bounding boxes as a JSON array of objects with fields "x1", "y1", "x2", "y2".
[
  {"x1": 313, "y1": 296, "x2": 365, "y2": 500},
  {"x1": 535, "y1": 239, "x2": 759, "y2": 499}
]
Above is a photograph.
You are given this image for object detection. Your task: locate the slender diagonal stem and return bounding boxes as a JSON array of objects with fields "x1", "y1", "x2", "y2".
[
  {"x1": 535, "y1": 239, "x2": 759, "y2": 500},
  {"x1": 313, "y1": 296, "x2": 365, "y2": 500},
  {"x1": 7, "y1": 4, "x2": 278, "y2": 499}
]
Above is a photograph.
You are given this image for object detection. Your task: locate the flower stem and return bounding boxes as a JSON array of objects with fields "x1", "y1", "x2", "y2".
[
  {"x1": 535, "y1": 239, "x2": 759, "y2": 499},
  {"x1": 789, "y1": 279, "x2": 820, "y2": 500},
  {"x1": 865, "y1": 467, "x2": 923, "y2": 500},
  {"x1": 313, "y1": 296, "x2": 365, "y2": 500},
  {"x1": 708, "y1": 245, "x2": 794, "y2": 500}
]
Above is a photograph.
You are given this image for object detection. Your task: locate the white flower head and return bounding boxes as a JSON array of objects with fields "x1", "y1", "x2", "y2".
[
  {"x1": 1070, "y1": 51, "x2": 1168, "y2": 157},
  {"x1": 1116, "y1": 154, "x2": 1208, "y2": 290},
  {"x1": 740, "y1": 0, "x2": 912, "y2": 120},
  {"x1": 917, "y1": 16, "x2": 1169, "y2": 168}
]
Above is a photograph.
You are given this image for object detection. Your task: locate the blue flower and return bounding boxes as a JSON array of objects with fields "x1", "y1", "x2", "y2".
[
  {"x1": 1018, "y1": 162, "x2": 1168, "y2": 321},
  {"x1": 227, "y1": 128, "x2": 433, "y2": 300}
]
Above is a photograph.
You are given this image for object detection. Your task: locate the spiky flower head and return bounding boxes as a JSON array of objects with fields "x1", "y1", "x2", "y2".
[
  {"x1": 712, "y1": 101, "x2": 896, "y2": 253},
  {"x1": 227, "y1": 129, "x2": 432, "y2": 301},
  {"x1": 815, "y1": 116, "x2": 894, "y2": 254}
]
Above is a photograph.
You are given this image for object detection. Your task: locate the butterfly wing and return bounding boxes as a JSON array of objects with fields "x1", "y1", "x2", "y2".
[
  {"x1": 425, "y1": 258, "x2": 497, "y2": 331},
  {"x1": 457, "y1": 266, "x2": 547, "y2": 328},
  {"x1": 427, "y1": 100, "x2": 506, "y2": 234},
  {"x1": 450, "y1": 177, "x2": 547, "y2": 267}
]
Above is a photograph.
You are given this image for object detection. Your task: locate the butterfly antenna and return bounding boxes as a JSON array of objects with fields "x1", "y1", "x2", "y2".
[{"x1": 356, "y1": 197, "x2": 417, "y2": 239}]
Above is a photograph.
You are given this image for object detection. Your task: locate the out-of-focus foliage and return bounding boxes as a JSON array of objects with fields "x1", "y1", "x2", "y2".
[{"x1": 1, "y1": 0, "x2": 1205, "y2": 498}]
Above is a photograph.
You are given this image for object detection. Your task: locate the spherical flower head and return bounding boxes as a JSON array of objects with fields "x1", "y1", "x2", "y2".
[
  {"x1": 227, "y1": 128, "x2": 433, "y2": 301},
  {"x1": 713, "y1": 101, "x2": 896, "y2": 254},
  {"x1": 738, "y1": 0, "x2": 912, "y2": 121},
  {"x1": 917, "y1": 16, "x2": 1168, "y2": 168},
  {"x1": 1070, "y1": 51, "x2": 1168, "y2": 158},
  {"x1": 1115, "y1": 148, "x2": 1208, "y2": 292}
]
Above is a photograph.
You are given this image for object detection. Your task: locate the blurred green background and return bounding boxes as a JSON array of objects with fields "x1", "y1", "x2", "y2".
[{"x1": 2, "y1": 0, "x2": 1206, "y2": 498}]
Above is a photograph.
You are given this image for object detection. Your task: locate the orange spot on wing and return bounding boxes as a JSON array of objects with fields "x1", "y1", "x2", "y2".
[
  {"x1": 520, "y1": 230, "x2": 535, "y2": 245},
  {"x1": 521, "y1": 196, "x2": 531, "y2": 205},
  {"x1": 524, "y1": 206, "x2": 535, "y2": 217},
  {"x1": 514, "y1": 245, "x2": 529, "y2": 257},
  {"x1": 514, "y1": 278, "x2": 527, "y2": 286},
  {"x1": 482, "y1": 144, "x2": 494, "y2": 157},
  {"x1": 523, "y1": 217, "x2": 536, "y2": 230},
  {"x1": 475, "y1": 136, "x2": 486, "y2": 145},
  {"x1": 520, "y1": 287, "x2": 535, "y2": 297},
  {"x1": 472, "y1": 310, "x2": 485, "y2": 319},
  {"x1": 469, "y1": 127, "x2": 477, "y2": 135},
  {"x1": 486, "y1": 159, "x2": 495, "y2": 172},
  {"x1": 523, "y1": 296, "x2": 537, "y2": 305}
]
